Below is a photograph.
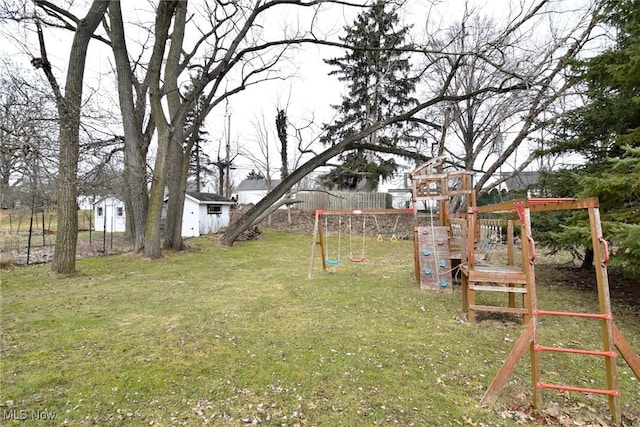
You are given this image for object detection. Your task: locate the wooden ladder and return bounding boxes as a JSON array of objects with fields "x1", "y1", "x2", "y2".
[{"x1": 480, "y1": 201, "x2": 640, "y2": 426}]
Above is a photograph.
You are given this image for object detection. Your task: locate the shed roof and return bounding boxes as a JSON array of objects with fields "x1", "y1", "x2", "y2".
[
  {"x1": 186, "y1": 192, "x2": 234, "y2": 204},
  {"x1": 236, "y1": 179, "x2": 282, "y2": 191}
]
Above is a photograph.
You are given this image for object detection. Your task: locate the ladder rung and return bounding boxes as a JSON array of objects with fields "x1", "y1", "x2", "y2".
[
  {"x1": 536, "y1": 382, "x2": 620, "y2": 397},
  {"x1": 533, "y1": 309, "x2": 612, "y2": 320},
  {"x1": 534, "y1": 345, "x2": 617, "y2": 358},
  {"x1": 470, "y1": 305, "x2": 528, "y2": 315},
  {"x1": 470, "y1": 285, "x2": 527, "y2": 294}
]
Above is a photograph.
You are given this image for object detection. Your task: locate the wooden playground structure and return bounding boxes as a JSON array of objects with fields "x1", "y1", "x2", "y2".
[
  {"x1": 308, "y1": 156, "x2": 639, "y2": 425},
  {"x1": 412, "y1": 158, "x2": 639, "y2": 425}
]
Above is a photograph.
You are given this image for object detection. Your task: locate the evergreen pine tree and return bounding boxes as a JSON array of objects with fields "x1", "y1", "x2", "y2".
[
  {"x1": 321, "y1": 0, "x2": 417, "y2": 191},
  {"x1": 246, "y1": 169, "x2": 265, "y2": 180},
  {"x1": 537, "y1": 0, "x2": 640, "y2": 275}
]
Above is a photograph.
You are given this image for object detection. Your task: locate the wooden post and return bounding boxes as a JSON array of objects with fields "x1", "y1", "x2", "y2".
[
  {"x1": 481, "y1": 320, "x2": 534, "y2": 405},
  {"x1": 588, "y1": 206, "x2": 621, "y2": 425},
  {"x1": 507, "y1": 220, "x2": 516, "y2": 309},
  {"x1": 308, "y1": 210, "x2": 321, "y2": 278}
]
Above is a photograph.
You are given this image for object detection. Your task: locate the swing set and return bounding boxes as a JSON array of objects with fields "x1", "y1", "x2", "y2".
[
  {"x1": 322, "y1": 214, "x2": 366, "y2": 265},
  {"x1": 308, "y1": 208, "x2": 413, "y2": 277}
]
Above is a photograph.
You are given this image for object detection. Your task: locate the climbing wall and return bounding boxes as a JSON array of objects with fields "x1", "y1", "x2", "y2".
[{"x1": 416, "y1": 226, "x2": 452, "y2": 292}]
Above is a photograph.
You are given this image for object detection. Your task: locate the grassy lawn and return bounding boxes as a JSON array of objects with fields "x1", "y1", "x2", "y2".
[{"x1": 1, "y1": 230, "x2": 638, "y2": 426}]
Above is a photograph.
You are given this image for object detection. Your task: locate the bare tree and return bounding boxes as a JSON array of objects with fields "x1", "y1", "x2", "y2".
[
  {"x1": 220, "y1": 0, "x2": 602, "y2": 245},
  {"x1": 241, "y1": 113, "x2": 277, "y2": 189},
  {"x1": 0, "y1": 62, "x2": 57, "y2": 209},
  {"x1": 220, "y1": 76, "x2": 528, "y2": 245},
  {"x1": 29, "y1": 0, "x2": 109, "y2": 274},
  {"x1": 419, "y1": 1, "x2": 601, "y2": 193},
  {"x1": 107, "y1": 0, "x2": 368, "y2": 258},
  {"x1": 107, "y1": 0, "x2": 154, "y2": 253},
  {"x1": 26, "y1": 0, "x2": 368, "y2": 258}
]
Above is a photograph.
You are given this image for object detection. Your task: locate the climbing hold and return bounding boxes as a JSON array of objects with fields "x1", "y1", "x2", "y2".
[
  {"x1": 440, "y1": 280, "x2": 448, "y2": 287},
  {"x1": 437, "y1": 239, "x2": 444, "y2": 245},
  {"x1": 422, "y1": 249, "x2": 431, "y2": 256},
  {"x1": 439, "y1": 260, "x2": 446, "y2": 268},
  {"x1": 424, "y1": 268, "x2": 432, "y2": 275}
]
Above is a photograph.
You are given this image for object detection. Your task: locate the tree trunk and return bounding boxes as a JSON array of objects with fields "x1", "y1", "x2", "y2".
[
  {"x1": 158, "y1": 1, "x2": 187, "y2": 252},
  {"x1": 49, "y1": 1, "x2": 108, "y2": 274},
  {"x1": 143, "y1": 1, "x2": 180, "y2": 259},
  {"x1": 219, "y1": 89, "x2": 457, "y2": 246},
  {"x1": 220, "y1": 136, "x2": 367, "y2": 245},
  {"x1": 581, "y1": 247, "x2": 594, "y2": 270},
  {"x1": 144, "y1": 139, "x2": 167, "y2": 259},
  {"x1": 109, "y1": 1, "x2": 148, "y2": 252},
  {"x1": 164, "y1": 137, "x2": 188, "y2": 251},
  {"x1": 53, "y1": 108, "x2": 80, "y2": 273},
  {"x1": 124, "y1": 143, "x2": 149, "y2": 252}
]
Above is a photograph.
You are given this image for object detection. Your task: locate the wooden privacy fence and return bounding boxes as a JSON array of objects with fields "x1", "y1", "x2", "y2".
[{"x1": 294, "y1": 191, "x2": 392, "y2": 211}]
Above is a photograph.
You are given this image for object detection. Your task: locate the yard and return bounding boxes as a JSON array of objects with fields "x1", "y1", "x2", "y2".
[{"x1": 1, "y1": 227, "x2": 639, "y2": 426}]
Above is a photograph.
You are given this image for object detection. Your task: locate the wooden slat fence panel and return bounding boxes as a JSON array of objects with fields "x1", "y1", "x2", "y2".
[{"x1": 294, "y1": 191, "x2": 392, "y2": 211}]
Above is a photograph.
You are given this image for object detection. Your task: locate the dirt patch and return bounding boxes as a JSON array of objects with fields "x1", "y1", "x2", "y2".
[
  {"x1": 0, "y1": 233, "x2": 132, "y2": 268},
  {"x1": 535, "y1": 259, "x2": 640, "y2": 317}
]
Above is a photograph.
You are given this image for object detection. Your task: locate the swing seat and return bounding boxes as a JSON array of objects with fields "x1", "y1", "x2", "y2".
[
  {"x1": 349, "y1": 257, "x2": 365, "y2": 263},
  {"x1": 326, "y1": 259, "x2": 341, "y2": 265},
  {"x1": 377, "y1": 232, "x2": 399, "y2": 242}
]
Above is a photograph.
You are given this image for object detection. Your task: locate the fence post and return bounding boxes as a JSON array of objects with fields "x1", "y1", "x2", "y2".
[
  {"x1": 87, "y1": 211, "x2": 92, "y2": 245},
  {"x1": 26, "y1": 198, "x2": 35, "y2": 265}
]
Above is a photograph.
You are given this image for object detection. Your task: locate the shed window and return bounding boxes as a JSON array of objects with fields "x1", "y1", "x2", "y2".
[
  {"x1": 117, "y1": 207, "x2": 124, "y2": 217},
  {"x1": 97, "y1": 206, "x2": 103, "y2": 217},
  {"x1": 207, "y1": 204, "x2": 222, "y2": 215}
]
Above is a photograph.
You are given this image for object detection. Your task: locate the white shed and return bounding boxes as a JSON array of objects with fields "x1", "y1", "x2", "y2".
[
  {"x1": 234, "y1": 178, "x2": 281, "y2": 205},
  {"x1": 94, "y1": 197, "x2": 126, "y2": 233},
  {"x1": 180, "y1": 192, "x2": 235, "y2": 237}
]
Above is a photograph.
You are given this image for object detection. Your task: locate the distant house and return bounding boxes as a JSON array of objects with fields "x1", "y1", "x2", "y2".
[
  {"x1": 94, "y1": 197, "x2": 126, "y2": 233},
  {"x1": 234, "y1": 178, "x2": 282, "y2": 205},
  {"x1": 179, "y1": 192, "x2": 235, "y2": 237}
]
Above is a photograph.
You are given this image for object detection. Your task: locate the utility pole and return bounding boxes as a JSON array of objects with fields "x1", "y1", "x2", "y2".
[
  {"x1": 212, "y1": 113, "x2": 235, "y2": 198},
  {"x1": 225, "y1": 113, "x2": 231, "y2": 198}
]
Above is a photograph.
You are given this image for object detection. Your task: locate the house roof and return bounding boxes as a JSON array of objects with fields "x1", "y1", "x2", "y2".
[
  {"x1": 500, "y1": 171, "x2": 540, "y2": 191},
  {"x1": 186, "y1": 192, "x2": 234, "y2": 204},
  {"x1": 236, "y1": 179, "x2": 282, "y2": 192},
  {"x1": 92, "y1": 196, "x2": 124, "y2": 206}
]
